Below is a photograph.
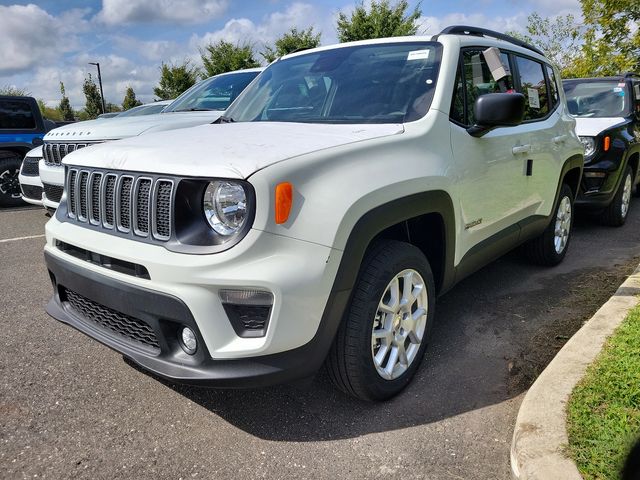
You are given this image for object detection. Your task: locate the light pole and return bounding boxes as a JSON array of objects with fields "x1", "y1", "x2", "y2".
[{"x1": 88, "y1": 62, "x2": 106, "y2": 114}]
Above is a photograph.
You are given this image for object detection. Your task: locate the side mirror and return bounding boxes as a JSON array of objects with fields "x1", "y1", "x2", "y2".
[{"x1": 467, "y1": 93, "x2": 525, "y2": 137}]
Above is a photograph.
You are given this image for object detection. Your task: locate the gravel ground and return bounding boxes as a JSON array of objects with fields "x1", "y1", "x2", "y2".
[{"x1": 1, "y1": 204, "x2": 639, "y2": 480}]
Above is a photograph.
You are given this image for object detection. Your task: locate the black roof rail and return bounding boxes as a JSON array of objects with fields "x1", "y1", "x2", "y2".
[
  {"x1": 623, "y1": 72, "x2": 639, "y2": 78},
  {"x1": 438, "y1": 25, "x2": 545, "y2": 56}
]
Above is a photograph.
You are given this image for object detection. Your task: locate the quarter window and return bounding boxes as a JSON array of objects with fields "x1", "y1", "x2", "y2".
[
  {"x1": 0, "y1": 99, "x2": 36, "y2": 129},
  {"x1": 515, "y1": 56, "x2": 549, "y2": 121},
  {"x1": 546, "y1": 65, "x2": 559, "y2": 109}
]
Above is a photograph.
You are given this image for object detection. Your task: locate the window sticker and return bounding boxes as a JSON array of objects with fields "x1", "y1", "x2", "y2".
[
  {"x1": 407, "y1": 49, "x2": 430, "y2": 61},
  {"x1": 613, "y1": 87, "x2": 623, "y2": 92},
  {"x1": 634, "y1": 84, "x2": 640, "y2": 100},
  {"x1": 527, "y1": 87, "x2": 540, "y2": 109}
]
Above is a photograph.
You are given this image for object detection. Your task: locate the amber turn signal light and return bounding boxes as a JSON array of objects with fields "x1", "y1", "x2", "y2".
[
  {"x1": 603, "y1": 136, "x2": 610, "y2": 152},
  {"x1": 275, "y1": 182, "x2": 293, "y2": 224}
]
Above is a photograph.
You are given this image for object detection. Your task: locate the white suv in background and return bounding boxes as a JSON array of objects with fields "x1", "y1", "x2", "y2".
[
  {"x1": 44, "y1": 27, "x2": 583, "y2": 401},
  {"x1": 37, "y1": 68, "x2": 263, "y2": 210}
]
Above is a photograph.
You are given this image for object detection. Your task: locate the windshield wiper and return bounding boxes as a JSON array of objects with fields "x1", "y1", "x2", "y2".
[
  {"x1": 215, "y1": 115, "x2": 235, "y2": 124},
  {"x1": 173, "y1": 107, "x2": 213, "y2": 112}
]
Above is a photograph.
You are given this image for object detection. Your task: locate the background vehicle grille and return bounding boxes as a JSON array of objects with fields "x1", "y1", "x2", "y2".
[
  {"x1": 21, "y1": 157, "x2": 41, "y2": 176},
  {"x1": 43, "y1": 142, "x2": 93, "y2": 166},
  {"x1": 43, "y1": 183, "x2": 63, "y2": 203},
  {"x1": 20, "y1": 184, "x2": 42, "y2": 200},
  {"x1": 64, "y1": 287, "x2": 160, "y2": 351},
  {"x1": 66, "y1": 167, "x2": 174, "y2": 242}
]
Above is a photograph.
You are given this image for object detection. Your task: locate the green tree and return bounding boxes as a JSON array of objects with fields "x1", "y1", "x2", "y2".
[
  {"x1": 58, "y1": 82, "x2": 75, "y2": 121},
  {"x1": 82, "y1": 74, "x2": 103, "y2": 119},
  {"x1": 336, "y1": 0, "x2": 421, "y2": 43},
  {"x1": 507, "y1": 13, "x2": 582, "y2": 77},
  {"x1": 575, "y1": 0, "x2": 640, "y2": 75},
  {"x1": 0, "y1": 85, "x2": 30, "y2": 96},
  {"x1": 153, "y1": 61, "x2": 199, "y2": 100},
  {"x1": 261, "y1": 27, "x2": 321, "y2": 63},
  {"x1": 122, "y1": 86, "x2": 142, "y2": 110},
  {"x1": 37, "y1": 99, "x2": 63, "y2": 121},
  {"x1": 200, "y1": 40, "x2": 260, "y2": 77},
  {"x1": 106, "y1": 102, "x2": 122, "y2": 113}
]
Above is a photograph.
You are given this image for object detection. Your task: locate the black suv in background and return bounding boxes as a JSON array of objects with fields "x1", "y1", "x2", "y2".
[
  {"x1": 0, "y1": 96, "x2": 61, "y2": 207},
  {"x1": 563, "y1": 73, "x2": 640, "y2": 226}
]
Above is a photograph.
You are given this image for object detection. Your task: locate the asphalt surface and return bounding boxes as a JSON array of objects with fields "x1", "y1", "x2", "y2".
[{"x1": 1, "y1": 203, "x2": 640, "y2": 480}]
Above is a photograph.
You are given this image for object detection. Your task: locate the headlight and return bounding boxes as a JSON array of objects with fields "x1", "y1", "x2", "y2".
[
  {"x1": 203, "y1": 180, "x2": 248, "y2": 236},
  {"x1": 579, "y1": 136, "x2": 596, "y2": 158}
]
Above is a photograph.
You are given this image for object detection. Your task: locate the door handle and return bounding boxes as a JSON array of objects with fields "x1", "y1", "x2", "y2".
[
  {"x1": 553, "y1": 135, "x2": 567, "y2": 144},
  {"x1": 512, "y1": 144, "x2": 531, "y2": 155}
]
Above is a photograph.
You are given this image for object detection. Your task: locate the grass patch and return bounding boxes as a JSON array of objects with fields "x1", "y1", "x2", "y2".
[{"x1": 567, "y1": 302, "x2": 640, "y2": 480}]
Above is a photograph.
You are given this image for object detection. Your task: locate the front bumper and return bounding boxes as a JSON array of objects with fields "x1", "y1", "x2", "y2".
[
  {"x1": 18, "y1": 171, "x2": 44, "y2": 206},
  {"x1": 44, "y1": 217, "x2": 345, "y2": 387},
  {"x1": 39, "y1": 161, "x2": 64, "y2": 209},
  {"x1": 575, "y1": 147, "x2": 631, "y2": 208}
]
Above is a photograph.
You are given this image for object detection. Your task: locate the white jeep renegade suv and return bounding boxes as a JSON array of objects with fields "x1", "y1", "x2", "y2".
[{"x1": 44, "y1": 26, "x2": 583, "y2": 401}]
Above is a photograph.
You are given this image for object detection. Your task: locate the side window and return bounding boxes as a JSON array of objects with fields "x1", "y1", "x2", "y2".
[
  {"x1": 633, "y1": 81, "x2": 640, "y2": 115},
  {"x1": 449, "y1": 49, "x2": 512, "y2": 126},
  {"x1": 546, "y1": 65, "x2": 559, "y2": 109},
  {"x1": 515, "y1": 56, "x2": 549, "y2": 121},
  {"x1": 0, "y1": 99, "x2": 36, "y2": 130}
]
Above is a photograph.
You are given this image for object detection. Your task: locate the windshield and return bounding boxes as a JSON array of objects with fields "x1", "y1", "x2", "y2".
[
  {"x1": 118, "y1": 103, "x2": 167, "y2": 117},
  {"x1": 224, "y1": 42, "x2": 442, "y2": 124},
  {"x1": 163, "y1": 71, "x2": 260, "y2": 113},
  {"x1": 563, "y1": 80, "x2": 630, "y2": 117}
]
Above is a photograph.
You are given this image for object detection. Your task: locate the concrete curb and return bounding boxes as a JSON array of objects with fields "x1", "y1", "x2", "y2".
[{"x1": 510, "y1": 265, "x2": 640, "y2": 480}]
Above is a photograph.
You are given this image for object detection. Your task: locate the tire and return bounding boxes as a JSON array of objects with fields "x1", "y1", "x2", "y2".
[
  {"x1": 0, "y1": 152, "x2": 25, "y2": 208},
  {"x1": 523, "y1": 183, "x2": 573, "y2": 266},
  {"x1": 600, "y1": 166, "x2": 633, "y2": 227},
  {"x1": 326, "y1": 240, "x2": 436, "y2": 401}
]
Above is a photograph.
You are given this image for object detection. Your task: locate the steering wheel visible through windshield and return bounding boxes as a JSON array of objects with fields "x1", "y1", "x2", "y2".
[
  {"x1": 163, "y1": 71, "x2": 260, "y2": 113},
  {"x1": 224, "y1": 42, "x2": 442, "y2": 124}
]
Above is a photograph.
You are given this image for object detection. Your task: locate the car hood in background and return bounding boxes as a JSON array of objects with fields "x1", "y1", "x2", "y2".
[
  {"x1": 43, "y1": 111, "x2": 225, "y2": 142},
  {"x1": 62, "y1": 122, "x2": 404, "y2": 179},
  {"x1": 573, "y1": 117, "x2": 627, "y2": 137}
]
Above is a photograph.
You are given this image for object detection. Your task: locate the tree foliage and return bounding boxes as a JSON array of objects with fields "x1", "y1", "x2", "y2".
[
  {"x1": 82, "y1": 74, "x2": 103, "y2": 119},
  {"x1": 261, "y1": 27, "x2": 321, "y2": 63},
  {"x1": 0, "y1": 85, "x2": 30, "y2": 96},
  {"x1": 58, "y1": 82, "x2": 75, "y2": 121},
  {"x1": 122, "y1": 86, "x2": 142, "y2": 110},
  {"x1": 37, "y1": 99, "x2": 63, "y2": 121},
  {"x1": 153, "y1": 61, "x2": 199, "y2": 100},
  {"x1": 336, "y1": 0, "x2": 421, "y2": 42},
  {"x1": 200, "y1": 40, "x2": 260, "y2": 77},
  {"x1": 507, "y1": 13, "x2": 583, "y2": 78}
]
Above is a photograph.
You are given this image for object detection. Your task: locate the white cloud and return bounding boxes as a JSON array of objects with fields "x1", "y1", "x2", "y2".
[
  {"x1": 0, "y1": 4, "x2": 89, "y2": 76},
  {"x1": 417, "y1": 13, "x2": 529, "y2": 37},
  {"x1": 96, "y1": 0, "x2": 228, "y2": 25}
]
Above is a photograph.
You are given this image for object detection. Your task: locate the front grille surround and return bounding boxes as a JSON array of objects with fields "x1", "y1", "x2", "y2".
[
  {"x1": 65, "y1": 167, "x2": 175, "y2": 243},
  {"x1": 43, "y1": 142, "x2": 94, "y2": 166}
]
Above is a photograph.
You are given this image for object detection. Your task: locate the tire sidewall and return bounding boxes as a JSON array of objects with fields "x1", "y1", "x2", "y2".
[{"x1": 546, "y1": 184, "x2": 574, "y2": 264}]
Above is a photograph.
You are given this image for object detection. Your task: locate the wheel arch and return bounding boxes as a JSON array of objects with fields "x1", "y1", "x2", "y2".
[{"x1": 559, "y1": 154, "x2": 583, "y2": 199}]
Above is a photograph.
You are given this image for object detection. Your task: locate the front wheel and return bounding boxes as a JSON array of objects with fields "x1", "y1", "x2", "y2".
[
  {"x1": 600, "y1": 166, "x2": 633, "y2": 227},
  {"x1": 0, "y1": 154, "x2": 25, "y2": 208},
  {"x1": 326, "y1": 240, "x2": 436, "y2": 401},
  {"x1": 523, "y1": 183, "x2": 574, "y2": 266}
]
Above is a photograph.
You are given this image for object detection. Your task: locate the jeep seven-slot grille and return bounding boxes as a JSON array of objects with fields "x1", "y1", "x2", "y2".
[
  {"x1": 66, "y1": 167, "x2": 174, "y2": 242},
  {"x1": 43, "y1": 142, "x2": 93, "y2": 166},
  {"x1": 64, "y1": 287, "x2": 160, "y2": 351}
]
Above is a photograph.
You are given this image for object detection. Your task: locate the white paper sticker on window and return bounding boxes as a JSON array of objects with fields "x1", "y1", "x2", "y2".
[
  {"x1": 407, "y1": 49, "x2": 430, "y2": 61},
  {"x1": 635, "y1": 84, "x2": 640, "y2": 100},
  {"x1": 527, "y1": 87, "x2": 540, "y2": 109}
]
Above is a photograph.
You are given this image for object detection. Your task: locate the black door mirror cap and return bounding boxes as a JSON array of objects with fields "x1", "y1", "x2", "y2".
[{"x1": 467, "y1": 92, "x2": 526, "y2": 137}]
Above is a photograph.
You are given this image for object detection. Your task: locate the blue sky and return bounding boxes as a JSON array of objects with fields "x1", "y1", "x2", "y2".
[{"x1": 0, "y1": 0, "x2": 581, "y2": 108}]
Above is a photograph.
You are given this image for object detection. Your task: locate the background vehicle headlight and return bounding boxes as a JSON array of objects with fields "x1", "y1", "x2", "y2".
[
  {"x1": 203, "y1": 181, "x2": 248, "y2": 236},
  {"x1": 579, "y1": 136, "x2": 596, "y2": 158}
]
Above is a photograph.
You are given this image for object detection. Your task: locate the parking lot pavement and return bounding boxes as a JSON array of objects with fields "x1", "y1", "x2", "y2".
[{"x1": 1, "y1": 204, "x2": 639, "y2": 480}]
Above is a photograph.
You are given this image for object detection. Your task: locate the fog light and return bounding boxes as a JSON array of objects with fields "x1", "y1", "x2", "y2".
[{"x1": 180, "y1": 327, "x2": 197, "y2": 354}]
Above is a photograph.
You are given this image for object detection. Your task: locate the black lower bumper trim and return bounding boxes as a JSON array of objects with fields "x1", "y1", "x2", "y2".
[{"x1": 44, "y1": 250, "x2": 331, "y2": 388}]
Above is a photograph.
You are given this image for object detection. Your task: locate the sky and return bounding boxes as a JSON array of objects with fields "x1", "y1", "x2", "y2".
[{"x1": 0, "y1": 0, "x2": 582, "y2": 109}]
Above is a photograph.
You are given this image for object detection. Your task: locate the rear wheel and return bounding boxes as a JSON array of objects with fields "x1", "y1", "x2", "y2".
[
  {"x1": 326, "y1": 240, "x2": 436, "y2": 401},
  {"x1": 523, "y1": 183, "x2": 573, "y2": 266},
  {"x1": 601, "y1": 166, "x2": 633, "y2": 227},
  {"x1": 0, "y1": 153, "x2": 25, "y2": 207}
]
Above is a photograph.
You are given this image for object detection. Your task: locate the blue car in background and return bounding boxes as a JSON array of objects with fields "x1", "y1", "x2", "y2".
[{"x1": 0, "y1": 95, "x2": 62, "y2": 207}]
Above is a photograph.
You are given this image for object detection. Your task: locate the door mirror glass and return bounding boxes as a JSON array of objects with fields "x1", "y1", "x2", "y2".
[{"x1": 467, "y1": 93, "x2": 525, "y2": 137}]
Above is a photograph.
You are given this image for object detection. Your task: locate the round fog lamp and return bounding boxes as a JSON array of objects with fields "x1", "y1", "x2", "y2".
[{"x1": 180, "y1": 327, "x2": 197, "y2": 354}]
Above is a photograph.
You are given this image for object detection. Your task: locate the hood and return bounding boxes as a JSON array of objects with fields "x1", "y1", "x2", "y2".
[
  {"x1": 25, "y1": 145, "x2": 43, "y2": 158},
  {"x1": 43, "y1": 110, "x2": 224, "y2": 142},
  {"x1": 63, "y1": 122, "x2": 404, "y2": 179},
  {"x1": 573, "y1": 116, "x2": 627, "y2": 137}
]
